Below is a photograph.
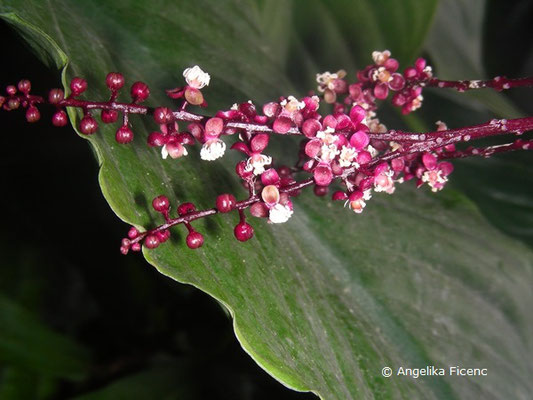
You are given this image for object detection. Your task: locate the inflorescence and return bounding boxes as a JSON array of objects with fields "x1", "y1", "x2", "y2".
[{"x1": 2, "y1": 51, "x2": 532, "y2": 254}]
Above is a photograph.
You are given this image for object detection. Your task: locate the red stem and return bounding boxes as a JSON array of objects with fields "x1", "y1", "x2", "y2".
[
  {"x1": 130, "y1": 177, "x2": 314, "y2": 244},
  {"x1": 439, "y1": 139, "x2": 533, "y2": 160},
  {"x1": 425, "y1": 76, "x2": 533, "y2": 92}
]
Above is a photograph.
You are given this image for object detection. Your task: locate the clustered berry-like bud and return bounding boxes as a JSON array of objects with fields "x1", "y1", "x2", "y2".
[
  {"x1": 25, "y1": 106, "x2": 40, "y2": 123},
  {"x1": 144, "y1": 234, "x2": 160, "y2": 249},
  {"x1": 153, "y1": 107, "x2": 173, "y2": 124},
  {"x1": 177, "y1": 202, "x2": 196, "y2": 216},
  {"x1": 1, "y1": 56, "x2": 530, "y2": 256},
  {"x1": 17, "y1": 79, "x2": 31, "y2": 94},
  {"x1": 234, "y1": 221, "x2": 254, "y2": 242},
  {"x1": 186, "y1": 230, "x2": 204, "y2": 249},
  {"x1": 152, "y1": 195, "x2": 170, "y2": 213},
  {"x1": 79, "y1": 114, "x2": 98, "y2": 135},
  {"x1": 6, "y1": 85, "x2": 17, "y2": 95},
  {"x1": 52, "y1": 110, "x2": 68, "y2": 127},
  {"x1": 106, "y1": 72, "x2": 125, "y2": 91},
  {"x1": 115, "y1": 125, "x2": 134, "y2": 144},
  {"x1": 70, "y1": 77, "x2": 88, "y2": 96},
  {"x1": 49, "y1": 88, "x2": 64, "y2": 104},
  {"x1": 131, "y1": 81, "x2": 150, "y2": 102},
  {"x1": 216, "y1": 193, "x2": 236, "y2": 213},
  {"x1": 101, "y1": 109, "x2": 119, "y2": 124}
]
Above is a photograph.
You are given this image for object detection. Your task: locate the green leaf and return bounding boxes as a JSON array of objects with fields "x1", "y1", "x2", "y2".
[
  {"x1": 73, "y1": 360, "x2": 198, "y2": 400},
  {"x1": 0, "y1": 295, "x2": 91, "y2": 380},
  {"x1": 424, "y1": 0, "x2": 523, "y2": 118},
  {"x1": 0, "y1": 366, "x2": 58, "y2": 400},
  {"x1": 287, "y1": 0, "x2": 439, "y2": 90},
  {"x1": 1, "y1": 1, "x2": 532, "y2": 399}
]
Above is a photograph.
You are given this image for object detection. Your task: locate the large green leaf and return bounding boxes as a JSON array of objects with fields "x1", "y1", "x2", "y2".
[
  {"x1": 73, "y1": 360, "x2": 198, "y2": 400},
  {"x1": 1, "y1": 1, "x2": 532, "y2": 399},
  {"x1": 0, "y1": 295, "x2": 90, "y2": 380}
]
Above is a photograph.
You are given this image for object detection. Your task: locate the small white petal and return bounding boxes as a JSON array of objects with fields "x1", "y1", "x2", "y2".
[
  {"x1": 200, "y1": 139, "x2": 226, "y2": 161},
  {"x1": 320, "y1": 144, "x2": 340, "y2": 163},
  {"x1": 269, "y1": 204, "x2": 293, "y2": 224},
  {"x1": 161, "y1": 145, "x2": 169, "y2": 159},
  {"x1": 183, "y1": 65, "x2": 211, "y2": 89},
  {"x1": 339, "y1": 146, "x2": 358, "y2": 167},
  {"x1": 247, "y1": 154, "x2": 272, "y2": 175}
]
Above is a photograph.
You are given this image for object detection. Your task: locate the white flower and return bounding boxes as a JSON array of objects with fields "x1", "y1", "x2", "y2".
[
  {"x1": 374, "y1": 170, "x2": 395, "y2": 194},
  {"x1": 200, "y1": 139, "x2": 226, "y2": 161},
  {"x1": 316, "y1": 71, "x2": 337, "y2": 92},
  {"x1": 411, "y1": 94, "x2": 424, "y2": 111},
  {"x1": 367, "y1": 118, "x2": 387, "y2": 133},
  {"x1": 344, "y1": 189, "x2": 372, "y2": 214},
  {"x1": 338, "y1": 146, "x2": 358, "y2": 167},
  {"x1": 315, "y1": 70, "x2": 346, "y2": 92},
  {"x1": 367, "y1": 145, "x2": 379, "y2": 158},
  {"x1": 269, "y1": 203, "x2": 293, "y2": 224},
  {"x1": 320, "y1": 143, "x2": 340, "y2": 163},
  {"x1": 372, "y1": 50, "x2": 391, "y2": 65},
  {"x1": 183, "y1": 65, "x2": 210, "y2": 89},
  {"x1": 316, "y1": 127, "x2": 336, "y2": 144},
  {"x1": 161, "y1": 143, "x2": 188, "y2": 160},
  {"x1": 349, "y1": 198, "x2": 367, "y2": 214},
  {"x1": 246, "y1": 154, "x2": 272, "y2": 175},
  {"x1": 422, "y1": 169, "x2": 448, "y2": 192},
  {"x1": 280, "y1": 95, "x2": 305, "y2": 113}
]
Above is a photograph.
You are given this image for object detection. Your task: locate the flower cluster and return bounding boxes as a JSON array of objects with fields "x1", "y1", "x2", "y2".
[{"x1": 1, "y1": 51, "x2": 532, "y2": 254}]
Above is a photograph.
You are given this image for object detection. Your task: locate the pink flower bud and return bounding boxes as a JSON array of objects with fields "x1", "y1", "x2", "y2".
[
  {"x1": 205, "y1": 117, "x2": 224, "y2": 137},
  {"x1": 349, "y1": 105, "x2": 366, "y2": 125},
  {"x1": 261, "y1": 185, "x2": 280, "y2": 205},
  {"x1": 313, "y1": 163, "x2": 333, "y2": 186},
  {"x1": 250, "y1": 133, "x2": 269, "y2": 153},
  {"x1": 165, "y1": 141, "x2": 187, "y2": 159},
  {"x1": 374, "y1": 82, "x2": 389, "y2": 100},
  {"x1": 250, "y1": 202, "x2": 269, "y2": 218},
  {"x1": 130, "y1": 81, "x2": 150, "y2": 102},
  {"x1": 332, "y1": 191, "x2": 348, "y2": 201},
  {"x1": 415, "y1": 57, "x2": 426, "y2": 72},
  {"x1": 357, "y1": 151, "x2": 372, "y2": 165},
  {"x1": 335, "y1": 114, "x2": 352, "y2": 130},
  {"x1": 305, "y1": 139, "x2": 321, "y2": 158},
  {"x1": 384, "y1": 58, "x2": 399, "y2": 72},
  {"x1": 439, "y1": 161, "x2": 454, "y2": 176},
  {"x1": 261, "y1": 168, "x2": 280, "y2": 186},
  {"x1": 184, "y1": 86, "x2": 203, "y2": 105},
  {"x1": 147, "y1": 132, "x2": 166, "y2": 147},
  {"x1": 422, "y1": 153, "x2": 437, "y2": 170},
  {"x1": 350, "y1": 130, "x2": 370, "y2": 151},
  {"x1": 230, "y1": 142, "x2": 251, "y2": 156},
  {"x1": 234, "y1": 222, "x2": 254, "y2": 242},
  {"x1": 106, "y1": 72, "x2": 125, "y2": 91},
  {"x1": 389, "y1": 73, "x2": 405, "y2": 90},
  {"x1": 273, "y1": 116, "x2": 292, "y2": 133},
  {"x1": 302, "y1": 118, "x2": 321, "y2": 137},
  {"x1": 322, "y1": 115, "x2": 337, "y2": 130},
  {"x1": 263, "y1": 102, "x2": 280, "y2": 118}
]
